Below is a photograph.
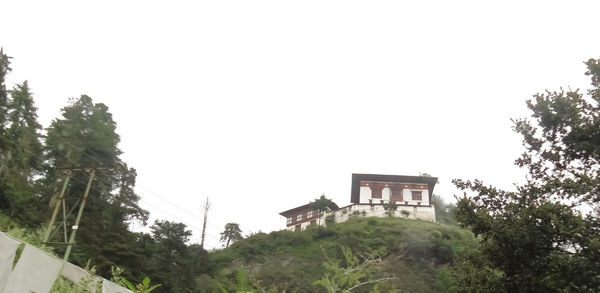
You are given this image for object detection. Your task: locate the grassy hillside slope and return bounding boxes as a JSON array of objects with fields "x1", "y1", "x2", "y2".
[{"x1": 207, "y1": 217, "x2": 478, "y2": 292}]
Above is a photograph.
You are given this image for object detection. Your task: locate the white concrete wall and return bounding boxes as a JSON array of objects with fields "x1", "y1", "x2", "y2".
[
  {"x1": 382, "y1": 188, "x2": 390, "y2": 201},
  {"x1": 359, "y1": 186, "x2": 371, "y2": 203},
  {"x1": 287, "y1": 203, "x2": 436, "y2": 231},
  {"x1": 335, "y1": 204, "x2": 436, "y2": 222}
]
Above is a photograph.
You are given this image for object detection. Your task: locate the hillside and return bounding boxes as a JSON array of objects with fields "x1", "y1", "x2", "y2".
[{"x1": 206, "y1": 217, "x2": 479, "y2": 293}]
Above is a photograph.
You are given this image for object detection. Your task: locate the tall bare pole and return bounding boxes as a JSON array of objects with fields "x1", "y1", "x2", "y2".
[{"x1": 200, "y1": 197, "x2": 211, "y2": 249}]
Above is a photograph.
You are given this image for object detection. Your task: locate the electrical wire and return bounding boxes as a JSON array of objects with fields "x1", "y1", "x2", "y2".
[{"x1": 0, "y1": 133, "x2": 222, "y2": 246}]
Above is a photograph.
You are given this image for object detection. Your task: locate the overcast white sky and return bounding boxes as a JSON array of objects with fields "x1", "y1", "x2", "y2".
[{"x1": 2, "y1": 1, "x2": 600, "y2": 249}]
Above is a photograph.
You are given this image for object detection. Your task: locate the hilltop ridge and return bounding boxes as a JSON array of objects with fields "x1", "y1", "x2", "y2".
[{"x1": 207, "y1": 217, "x2": 478, "y2": 292}]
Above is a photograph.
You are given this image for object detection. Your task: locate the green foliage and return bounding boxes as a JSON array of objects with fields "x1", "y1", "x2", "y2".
[
  {"x1": 145, "y1": 220, "x2": 211, "y2": 293},
  {"x1": 111, "y1": 265, "x2": 162, "y2": 293},
  {"x1": 453, "y1": 57, "x2": 600, "y2": 292},
  {"x1": 214, "y1": 267, "x2": 261, "y2": 293},
  {"x1": 236, "y1": 267, "x2": 250, "y2": 292},
  {"x1": 221, "y1": 222, "x2": 243, "y2": 248},
  {"x1": 382, "y1": 201, "x2": 398, "y2": 217},
  {"x1": 325, "y1": 214, "x2": 336, "y2": 226},
  {"x1": 0, "y1": 59, "x2": 44, "y2": 227},
  {"x1": 39, "y1": 95, "x2": 150, "y2": 279},
  {"x1": 121, "y1": 277, "x2": 162, "y2": 293},
  {"x1": 0, "y1": 47, "x2": 11, "y2": 135},
  {"x1": 212, "y1": 217, "x2": 478, "y2": 292},
  {"x1": 314, "y1": 245, "x2": 394, "y2": 292},
  {"x1": 49, "y1": 263, "x2": 102, "y2": 293},
  {"x1": 309, "y1": 194, "x2": 334, "y2": 214},
  {"x1": 431, "y1": 194, "x2": 456, "y2": 225},
  {"x1": 50, "y1": 276, "x2": 83, "y2": 293},
  {"x1": 0, "y1": 49, "x2": 216, "y2": 293},
  {"x1": 309, "y1": 194, "x2": 334, "y2": 225}
]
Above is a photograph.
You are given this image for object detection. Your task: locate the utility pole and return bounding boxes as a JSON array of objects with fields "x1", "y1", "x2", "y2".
[
  {"x1": 43, "y1": 170, "x2": 72, "y2": 243},
  {"x1": 43, "y1": 149, "x2": 72, "y2": 244},
  {"x1": 200, "y1": 197, "x2": 211, "y2": 249},
  {"x1": 42, "y1": 165, "x2": 105, "y2": 263},
  {"x1": 63, "y1": 169, "x2": 95, "y2": 262}
]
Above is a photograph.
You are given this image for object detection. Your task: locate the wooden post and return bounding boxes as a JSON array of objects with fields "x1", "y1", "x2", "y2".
[{"x1": 200, "y1": 197, "x2": 210, "y2": 249}]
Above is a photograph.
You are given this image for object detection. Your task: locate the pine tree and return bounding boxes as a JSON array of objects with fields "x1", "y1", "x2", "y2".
[
  {"x1": 220, "y1": 223, "x2": 243, "y2": 247},
  {"x1": 7, "y1": 81, "x2": 43, "y2": 174},
  {"x1": 0, "y1": 48, "x2": 11, "y2": 137},
  {"x1": 44, "y1": 95, "x2": 148, "y2": 278},
  {"x1": 0, "y1": 81, "x2": 45, "y2": 224}
]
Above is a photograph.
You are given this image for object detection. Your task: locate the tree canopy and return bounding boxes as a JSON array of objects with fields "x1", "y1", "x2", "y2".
[
  {"x1": 0, "y1": 48, "x2": 214, "y2": 293},
  {"x1": 220, "y1": 222, "x2": 243, "y2": 248},
  {"x1": 453, "y1": 57, "x2": 600, "y2": 292}
]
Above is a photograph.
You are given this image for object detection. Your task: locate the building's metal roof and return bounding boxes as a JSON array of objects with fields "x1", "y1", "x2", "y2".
[
  {"x1": 279, "y1": 202, "x2": 339, "y2": 217},
  {"x1": 350, "y1": 173, "x2": 438, "y2": 204}
]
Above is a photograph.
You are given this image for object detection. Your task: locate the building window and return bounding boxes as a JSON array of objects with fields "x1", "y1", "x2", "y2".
[
  {"x1": 370, "y1": 184, "x2": 383, "y2": 198},
  {"x1": 411, "y1": 191, "x2": 422, "y2": 201},
  {"x1": 391, "y1": 185, "x2": 403, "y2": 201},
  {"x1": 307, "y1": 210, "x2": 313, "y2": 218},
  {"x1": 296, "y1": 214, "x2": 303, "y2": 222},
  {"x1": 287, "y1": 217, "x2": 292, "y2": 225},
  {"x1": 295, "y1": 225, "x2": 301, "y2": 232}
]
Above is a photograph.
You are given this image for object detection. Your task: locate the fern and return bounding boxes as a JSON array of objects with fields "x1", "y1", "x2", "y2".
[{"x1": 236, "y1": 267, "x2": 249, "y2": 292}]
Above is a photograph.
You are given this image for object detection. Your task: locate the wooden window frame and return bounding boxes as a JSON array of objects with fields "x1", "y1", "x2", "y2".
[
  {"x1": 370, "y1": 184, "x2": 383, "y2": 199},
  {"x1": 390, "y1": 185, "x2": 403, "y2": 202},
  {"x1": 411, "y1": 191, "x2": 422, "y2": 201}
]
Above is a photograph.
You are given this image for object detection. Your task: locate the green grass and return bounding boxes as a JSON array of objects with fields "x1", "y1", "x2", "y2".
[{"x1": 209, "y1": 217, "x2": 478, "y2": 292}]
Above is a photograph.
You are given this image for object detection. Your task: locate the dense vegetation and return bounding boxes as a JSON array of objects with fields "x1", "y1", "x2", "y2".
[
  {"x1": 208, "y1": 217, "x2": 477, "y2": 292},
  {"x1": 1, "y1": 46, "x2": 599, "y2": 292},
  {"x1": 0, "y1": 48, "x2": 211, "y2": 292},
  {"x1": 453, "y1": 58, "x2": 600, "y2": 292}
]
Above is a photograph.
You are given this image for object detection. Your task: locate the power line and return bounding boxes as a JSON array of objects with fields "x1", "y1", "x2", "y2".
[
  {"x1": 59, "y1": 140, "x2": 225, "y2": 229},
  {"x1": 53, "y1": 137, "x2": 224, "y2": 231},
  {"x1": 0, "y1": 133, "x2": 225, "y2": 246},
  {"x1": 139, "y1": 198, "x2": 220, "y2": 243}
]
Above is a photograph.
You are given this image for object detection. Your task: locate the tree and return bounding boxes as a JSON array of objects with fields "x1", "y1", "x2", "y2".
[
  {"x1": 382, "y1": 200, "x2": 398, "y2": 217},
  {"x1": 309, "y1": 194, "x2": 334, "y2": 225},
  {"x1": 7, "y1": 81, "x2": 43, "y2": 174},
  {"x1": 452, "y1": 57, "x2": 600, "y2": 292},
  {"x1": 431, "y1": 194, "x2": 456, "y2": 225},
  {"x1": 0, "y1": 47, "x2": 11, "y2": 136},
  {"x1": 0, "y1": 48, "x2": 13, "y2": 217},
  {"x1": 0, "y1": 80, "x2": 44, "y2": 224},
  {"x1": 145, "y1": 220, "x2": 212, "y2": 293},
  {"x1": 43, "y1": 95, "x2": 148, "y2": 279},
  {"x1": 220, "y1": 222, "x2": 242, "y2": 248}
]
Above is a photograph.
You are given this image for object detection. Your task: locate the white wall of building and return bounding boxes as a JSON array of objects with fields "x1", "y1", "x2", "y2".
[
  {"x1": 359, "y1": 186, "x2": 372, "y2": 203},
  {"x1": 285, "y1": 203, "x2": 436, "y2": 231},
  {"x1": 331, "y1": 204, "x2": 436, "y2": 223}
]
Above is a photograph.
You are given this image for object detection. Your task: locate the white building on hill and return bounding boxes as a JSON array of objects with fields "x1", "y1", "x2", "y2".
[{"x1": 280, "y1": 173, "x2": 438, "y2": 231}]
